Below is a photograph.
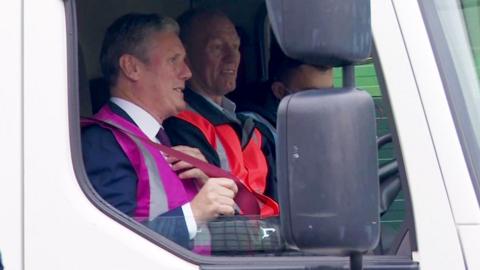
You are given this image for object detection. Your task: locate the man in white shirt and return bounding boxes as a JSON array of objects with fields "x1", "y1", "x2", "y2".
[{"x1": 82, "y1": 13, "x2": 238, "y2": 249}]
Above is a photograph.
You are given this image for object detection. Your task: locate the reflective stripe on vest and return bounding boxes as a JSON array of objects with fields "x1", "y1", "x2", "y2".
[
  {"x1": 128, "y1": 134, "x2": 169, "y2": 220},
  {"x1": 216, "y1": 136, "x2": 231, "y2": 171}
]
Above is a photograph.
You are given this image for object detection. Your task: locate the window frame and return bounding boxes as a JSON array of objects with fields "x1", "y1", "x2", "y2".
[
  {"x1": 66, "y1": 0, "x2": 419, "y2": 268},
  {"x1": 418, "y1": 0, "x2": 480, "y2": 205}
]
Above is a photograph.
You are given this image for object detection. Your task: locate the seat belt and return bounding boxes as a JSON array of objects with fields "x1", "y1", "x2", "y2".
[{"x1": 82, "y1": 117, "x2": 265, "y2": 217}]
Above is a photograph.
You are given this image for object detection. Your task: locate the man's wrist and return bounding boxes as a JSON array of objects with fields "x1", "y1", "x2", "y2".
[{"x1": 182, "y1": 203, "x2": 198, "y2": 239}]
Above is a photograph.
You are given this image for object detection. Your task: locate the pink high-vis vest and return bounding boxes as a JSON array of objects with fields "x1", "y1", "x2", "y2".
[{"x1": 82, "y1": 105, "x2": 210, "y2": 254}]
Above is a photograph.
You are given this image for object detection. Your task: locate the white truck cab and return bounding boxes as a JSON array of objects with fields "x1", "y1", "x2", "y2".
[{"x1": 1, "y1": 0, "x2": 479, "y2": 269}]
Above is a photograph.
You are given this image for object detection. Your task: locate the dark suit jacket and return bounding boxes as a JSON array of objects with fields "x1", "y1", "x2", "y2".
[{"x1": 81, "y1": 102, "x2": 190, "y2": 248}]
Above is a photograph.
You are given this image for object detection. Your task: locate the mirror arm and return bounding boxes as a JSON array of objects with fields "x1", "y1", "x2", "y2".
[
  {"x1": 350, "y1": 252, "x2": 363, "y2": 270},
  {"x1": 343, "y1": 65, "x2": 356, "y2": 88}
]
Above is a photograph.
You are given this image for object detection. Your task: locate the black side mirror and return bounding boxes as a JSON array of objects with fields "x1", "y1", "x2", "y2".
[
  {"x1": 268, "y1": 0, "x2": 378, "y2": 261},
  {"x1": 277, "y1": 88, "x2": 379, "y2": 255}
]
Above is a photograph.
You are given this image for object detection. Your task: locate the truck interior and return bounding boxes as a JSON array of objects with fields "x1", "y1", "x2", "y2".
[{"x1": 71, "y1": 0, "x2": 418, "y2": 268}]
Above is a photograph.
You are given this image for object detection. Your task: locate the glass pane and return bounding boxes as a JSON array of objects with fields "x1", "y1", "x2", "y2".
[
  {"x1": 463, "y1": 0, "x2": 480, "y2": 79},
  {"x1": 76, "y1": 0, "x2": 411, "y2": 258},
  {"x1": 436, "y1": 0, "x2": 480, "y2": 138},
  {"x1": 427, "y1": 0, "x2": 480, "y2": 200}
]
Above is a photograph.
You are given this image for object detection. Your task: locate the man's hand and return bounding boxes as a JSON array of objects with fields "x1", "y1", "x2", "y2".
[
  {"x1": 190, "y1": 177, "x2": 238, "y2": 225},
  {"x1": 166, "y1": 145, "x2": 209, "y2": 184}
]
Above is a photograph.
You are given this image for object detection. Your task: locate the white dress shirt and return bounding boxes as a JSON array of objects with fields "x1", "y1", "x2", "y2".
[{"x1": 111, "y1": 97, "x2": 198, "y2": 239}]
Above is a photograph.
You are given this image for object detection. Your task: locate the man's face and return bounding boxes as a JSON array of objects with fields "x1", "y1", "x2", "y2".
[
  {"x1": 187, "y1": 16, "x2": 241, "y2": 97},
  {"x1": 272, "y1": 64, "x2": 333, "y2": 100},
  {"x1": 138, "y1": 31, "x2": 192, "y2": 119},
  {"x1": 286, "y1": 65, "x2": 333, "y2": 93}
]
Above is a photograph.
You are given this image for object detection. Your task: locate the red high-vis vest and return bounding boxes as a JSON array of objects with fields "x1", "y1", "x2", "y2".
[{"x1": 176, "y1": 109, "x2": 279, "y2": 218}]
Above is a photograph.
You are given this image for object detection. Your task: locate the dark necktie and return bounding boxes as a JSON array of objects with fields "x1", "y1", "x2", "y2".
[{"x1": 156, "y1": 127, "x2": 171, "y2": 146}]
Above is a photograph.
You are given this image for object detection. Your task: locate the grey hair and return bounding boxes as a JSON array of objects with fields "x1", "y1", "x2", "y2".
[
  {"x1": 100, "y1": 13, "x2": 180, "y2": 87},
  {"x1": 177, "y1": 9, "x2": 228, "y2": 47}
]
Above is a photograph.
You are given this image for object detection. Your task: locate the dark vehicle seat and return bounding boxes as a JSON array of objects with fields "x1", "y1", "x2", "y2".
[{"x1": 89, "y1": 77, "x2": 109, "y2": 114}]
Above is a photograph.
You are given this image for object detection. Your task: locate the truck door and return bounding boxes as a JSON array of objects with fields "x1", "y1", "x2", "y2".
[{"x1": 5, "y1": 0, "x2": 478, "y2": 269}]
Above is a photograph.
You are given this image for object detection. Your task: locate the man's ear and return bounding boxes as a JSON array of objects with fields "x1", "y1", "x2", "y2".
[
  {"x1": 271, "y1": 81, "x2": 288, "y2": 100},
  {"x1": 118, "y1": 54, "x2": 142, "y2": 81}
]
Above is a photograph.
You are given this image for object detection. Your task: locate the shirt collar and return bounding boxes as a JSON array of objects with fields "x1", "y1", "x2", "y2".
[
  {"x1": 198, "y1": 94, "x2": 238, "y2": 121},
  {"x1": 110, "y1": 97, "x2": 161, "y2": 142}
]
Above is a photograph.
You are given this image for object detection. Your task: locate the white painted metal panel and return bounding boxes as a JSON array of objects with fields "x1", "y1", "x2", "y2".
[
  {"x1": 457, "y1": 225, "x2": 480, "y2": 270},
  {"x1": 0, "y1": 1, "x2": 23, "y2": 270},
  {"x1": 394, "y1": 0, "x2": 480, "y2": 226},
  {"x1": 372, "y1": 0, "x2": 464, "y2": 269},
  {"x1": 23, "y1": 0, "x2": 197, "y2": 269}
]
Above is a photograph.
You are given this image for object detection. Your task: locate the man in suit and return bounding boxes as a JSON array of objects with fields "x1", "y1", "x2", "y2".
[{"x1": 82, "y1": 13, "x2": 238, "y2": 250}]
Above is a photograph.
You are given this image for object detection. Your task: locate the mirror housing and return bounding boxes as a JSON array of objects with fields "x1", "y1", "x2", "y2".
[{"x1": 276, "y1": 88, "x2": 380, "y2": 254}]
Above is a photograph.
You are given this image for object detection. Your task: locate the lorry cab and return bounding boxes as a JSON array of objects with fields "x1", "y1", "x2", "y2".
[{"x1": 1, "y1": 0, "x2": 480, "y2": 269}]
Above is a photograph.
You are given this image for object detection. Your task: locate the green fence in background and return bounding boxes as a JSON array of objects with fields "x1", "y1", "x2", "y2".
[{"x1": 463, "y1": 0, "x2": 480, "y2": 78}]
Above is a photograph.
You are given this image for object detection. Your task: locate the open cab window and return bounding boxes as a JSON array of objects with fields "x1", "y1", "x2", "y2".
[{"x1": 69, "y1": 0, "x2": 420, "y2": 268}]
